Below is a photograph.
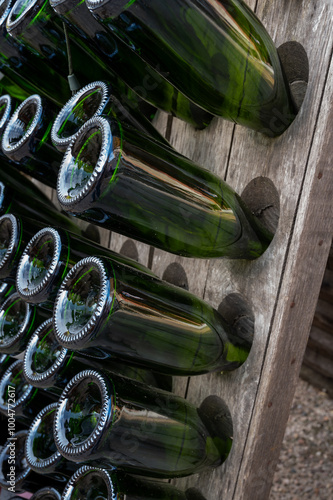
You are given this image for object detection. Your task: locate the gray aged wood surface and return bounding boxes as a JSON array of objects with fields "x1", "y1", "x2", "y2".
[
  {"x1": 109, "y1": 1, "x2": 333, "y2": 498},
  {"x1": 30, "y1": 1, "x2": 332, "y2": 498}
]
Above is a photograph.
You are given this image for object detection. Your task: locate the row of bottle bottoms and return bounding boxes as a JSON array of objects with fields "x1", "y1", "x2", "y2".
[
  {"x1": 0, "y1": 0, "x2": 298, "y2": 136},
  {"x1": 0, "y1": 84, "x2": 273, "y2": 261}
]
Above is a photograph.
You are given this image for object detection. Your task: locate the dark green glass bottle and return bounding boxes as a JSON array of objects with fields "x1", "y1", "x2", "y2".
[
  {"x1": 0, "y1": 430, "x2": 64, "y2": 493},
  {"x1": 0, "y1": 352, "x2": 13, "y2": 377},
  {"x1": 0, "y1": 170, "x2": 81, "y2": 236},
  {"x1": 0, "y1": 71, "x2": 31, "y2": 101},
  {"x1": 1, "y1": 94, "x2": 63, "y2": 188},
  {"x1": 54, "y1": 369, "x2": 231, "y2": 477},
  {"x1": 57, "y1": 116, "x2": 272, "y2": 259},
  {"x1": 0, "y1": 169, "x2": 56, "y2": 215},
  {"x1": 30, "y1": 487, "x2": 62, "y2": 500},
  {"x1": 25, "y1": 402, "x2": 79, "y2": 482},
  {"x1": 0, "y1": 0, "x2": 71, "y2": 106},
  {"x1": 53, "y1": 256, "x2": 250, "y2": 375},
  {"x1": 23, "y1": 318, "x2": 172, "y2": 394},
  {"x1": 0, "y1": 292, "x2": 49, "y2": 355},
  {"x1": 0, "y1": 213, "x2": 50, "y2": 283},
  {"x1": 62, "y1": 465, "x2": 194, "y2": 500},
  {"x1": 86, "y1": 0, "x2": 296, "y2": 136},
  {"x1": 49, "y1": 0, "x2": 213, "y2": 129},
  {"x1": 51, "y1": 80, "x2": 169, "y2": 153},
  {"x1": 0, "y1": 360, "x2": 58, "y2": 425},
  {"x1": 0, "y1": 280, "x2": 15, "y2": 301},
  {"x1": 16, "y1": 226, "x2": 155, "y2": 309},
  {"x1": 0, "y1": 93, "x2": 13, "y2": 141}
]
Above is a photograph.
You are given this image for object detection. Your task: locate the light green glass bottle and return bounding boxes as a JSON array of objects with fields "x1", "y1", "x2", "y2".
[
  {"x1": 86, "y1": 0, "x2": 296, "y2": 135},
  {"x1": 53, "y1": 369, "x2": 231, "y2": 478},
  {"x1": 57, "y1": 116, "x2": 272, "y2": 259}
]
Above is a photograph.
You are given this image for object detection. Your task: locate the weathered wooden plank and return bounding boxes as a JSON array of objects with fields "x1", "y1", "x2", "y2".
[{"x1": 149, "y1": 1, "x2": 333, "y2": 499}]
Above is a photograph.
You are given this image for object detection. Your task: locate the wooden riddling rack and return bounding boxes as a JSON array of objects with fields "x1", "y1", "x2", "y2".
[{"x1": 34, "y1": 0, "x2": 332, "y2": 498}]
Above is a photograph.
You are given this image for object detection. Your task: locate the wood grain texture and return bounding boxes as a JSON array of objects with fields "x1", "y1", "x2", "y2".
[{"x1": 149, "y1": 1, "x2": 333, "y2": 499}]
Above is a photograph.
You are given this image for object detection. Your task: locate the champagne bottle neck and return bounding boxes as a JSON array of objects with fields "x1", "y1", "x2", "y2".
[
  {"x1": 30, "y1": 488, "x2": 61, "y2": 500},
  {"x1": 0, "y1": 94, "x2": 12, "y2": 136},
  {"x1": 0, "y1": 213, "x2": 20, "y2": 280},
  {"x1": 0, "y1": 430, "x2": 30, "y2": 491}
]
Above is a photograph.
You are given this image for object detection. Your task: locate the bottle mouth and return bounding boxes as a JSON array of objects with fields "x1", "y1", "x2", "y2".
[
  {"x1": 31, "y1": 488, "x2": 61, "y2": 500},
  {"x1": 0, "y1": 0, "x2": 13, "y2": 27},
  {"x1": 53, "y1": 370, "x2": 113, "y2": 461},
  {"x1": 16, "y1": 227, "x2": 61, "y2": 303},
  {"x1": 51, "y1": 81, "x2": 110, "y2": 152},
  {"x1": 0, "y1": 292, "x2": 30, "y2": 352},
  {"x1": 0, "y1": 359, "x2": 33, "y2": 414},
  {"x1": 2, "y1": 94, "x2": 42, "y2": 155},
  {"x1": 53, "y1": 256, "x2": 109, "y2": 350},
  {"x1": 25, "y1": 402, "x2": 61, "y2": 473},
  {"x1": 0, "y1": 430, "x2": 30, "y2": 489},
  {"x1": 23, "y1": 318, "x2": 68, "y2": 387},
  {"x1": 61, "y1": 465, "x2": 114, "y2": 500},
  {"x1": 6, "y1": 0, "x2": 37, "y2": 29},
  {"x1": 0, "y1": 94, "x2": 12, "y2": 132},
  {"x1": 0, "y1": 214, "x2": 19, "y2": 279},
  {"x1": 56, "y1": 116, "x2": 113, "y2": 210},
  {"x1": 86, "y1": 0, "x2": 128, "y2": 16}
]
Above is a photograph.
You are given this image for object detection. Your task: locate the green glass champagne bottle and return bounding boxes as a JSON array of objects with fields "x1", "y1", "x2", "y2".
[
  {"x1": 0, "y1": 214, "x2": 52, "y2": 283},
  {"x1": 0, "y1": 291, "x2": 49, "y2": 355},
  {"x1": 0, "y1": 0, "x2": 71, "y2": 106},
  {"x1": 86, "y1": 0, "x2": 296, "y2": 136},
  {"x1": 30, "y1": 487, "x2": 62, "y2": 500},
  {"x1": 0, "y1": 360, "x2": 58, "y2": 425},
  {"x1": 0, "y1": 430, "x2": 64, "y2": 493},
  {"x1": 6, "y1": 0, "x2": 145, "y2": 110},
  {"x1": 16, "y1": 226, "x2": 155, "y2": 309},
  {"x1": 53, "y1": 256, "x2": 250, "y2": 375},
  {"x1": 51, "y1": 80, "x2": 168, "y2": 153},
  {"x1": 1, "y1": 94, "x2": 63, "y2": 188},
  {"x1": 0, "y1": 93, "x2": 13, "y2": 141},
  {"x1": 62, "y1": 465, "x2": 198, "y2": 500},
  {"x1": 0, "y1": 71, "x2": 31, "y2": 101},
  {"x1": 49, "y1": 0, "x2": 213, "y2": 129},
  {"x1": 0, "y1": 352, "x2": 13, "y2": 376},
  {"x1": 54, "y1": 369, "x2": 231, "y2": 477},
  {"x1": 23, "y1": 318, "x2": 172, "y2": 394},
  {"x1": 25, "y1": 402, "x2": 79, "y2": 482},
  {"x1": 0, "y1": 170, "x2": 81, "y2": 236},
  {"x1": 57, "y1": 116, "x2": 272, "y2": 259},
  {"x1": 0, "y1": 169, "x2": 56, "y2": 214},
  {"x1": 0, "y1": 280, "x2": 14, "y2": 301}
]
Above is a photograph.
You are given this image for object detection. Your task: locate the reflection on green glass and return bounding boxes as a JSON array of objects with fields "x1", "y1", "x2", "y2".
[
  {"x1": 59, "y1": 119, "x2": 271, "y2": 259},
  {"x1": 88, "y1": 0, "x2": 296, "y2": 135},
  {"x1": 28, "y1": 238, "x2": 54, "y2": 288},
  {"x1": 57, "y1": 89, "x2": 103, "y2": 138},
  {"x1": 32, "y1": 407, "x2": 58, "y2": 460},
  {"x1": 0, "y1": 298, "x2": 25, "y2": 343},
  {"x1": 32, "y1": 327, "x2": 63, "y2": 374},
  {"x1": 64, "y1": 379, "x2": 102, "y2": 446},
  {"x1": 64, "y1": 267, "x2": 100, "y2": 334}
]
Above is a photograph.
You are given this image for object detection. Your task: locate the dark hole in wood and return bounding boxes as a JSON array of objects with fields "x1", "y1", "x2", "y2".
[
  {"x1": 81, "y1": 223, "x2": 101, "y2": 244},
  {"x1": 119, "y1": 239, "x2": 139, "y2": 262},
  {"x1": 185, "y1": 488, "x2": 207, "y2": 500},
  {"x1": 198, "y1": 395, "x2": 233, "y2": 461},
  {"x1": 162, "y1": 262, "x2": 189, "y2": 290},
  {"x1": 278, "y1": 41, "x2": 309, "y2": 112},
  {"x1": 218, "y1": 293, "x2": 255, "y2": 348},
  {"x1": 241, "y1": 176, "x2": 280, "y2": 235}
]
